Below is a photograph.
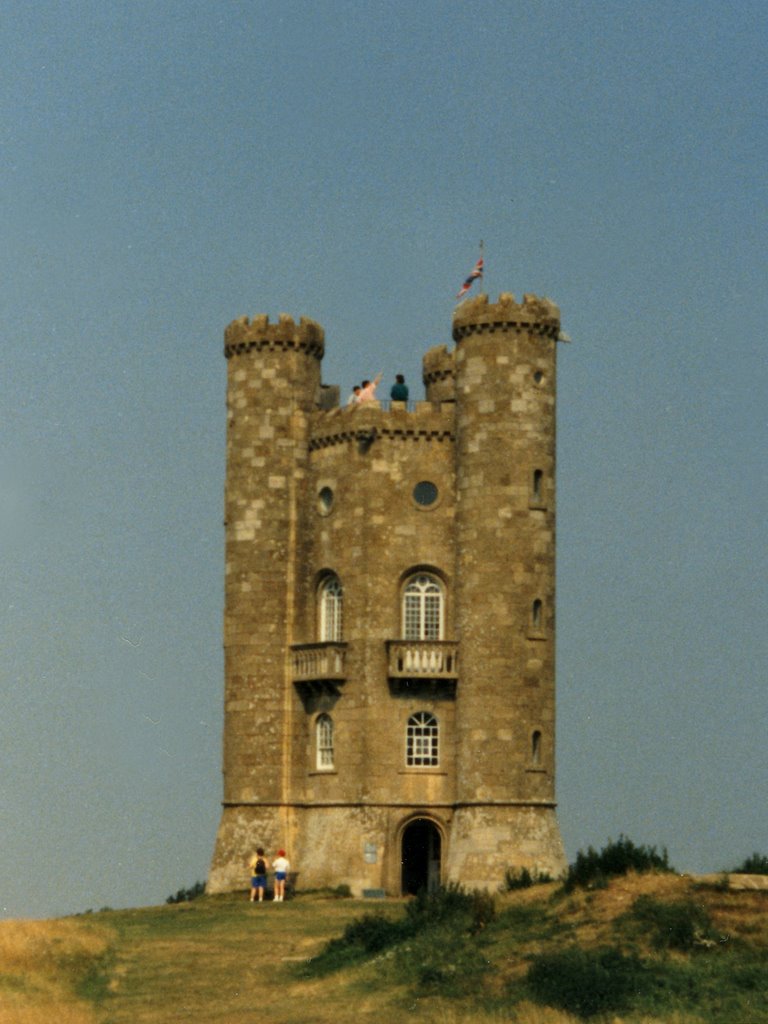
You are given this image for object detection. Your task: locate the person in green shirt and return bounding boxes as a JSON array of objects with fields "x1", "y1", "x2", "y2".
[{"x1": 390, "y1": 374, "x2": 408, "y2": 402}]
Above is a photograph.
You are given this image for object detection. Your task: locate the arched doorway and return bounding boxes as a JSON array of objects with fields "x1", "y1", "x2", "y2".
[{"x1": 401, "y1": 818, "x2": 441, "y2": 895}]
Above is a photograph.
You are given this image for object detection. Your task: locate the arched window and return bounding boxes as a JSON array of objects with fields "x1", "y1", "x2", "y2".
[
  {"x1": 319, "y1": 575, "x2": 343, "y2": 642},
  {"x1": 406, "y1": 711, "x2": 439, "y2": 767},
  {"x1": 316, "y1": 714, "x2": 334, "y2": 770},
  {"x1": 531, "y1": 730, "x2": 542, "y2": 766},
  {"x1": 403, "y1": 574, "x2": 444, "y2": 640}
]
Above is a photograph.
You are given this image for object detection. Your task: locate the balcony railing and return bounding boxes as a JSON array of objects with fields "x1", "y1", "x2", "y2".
[
  {"x1": 386, "y1": 640, "x2": 459, "y2": 680},
  {"x1": 290, "y1": 642, "x2": 347, "y2": 685}
]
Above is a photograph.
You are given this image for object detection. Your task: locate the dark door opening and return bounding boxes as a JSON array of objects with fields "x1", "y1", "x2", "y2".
[{"x1": 401, "y1": 819, "x2": 441, "y2": 895}]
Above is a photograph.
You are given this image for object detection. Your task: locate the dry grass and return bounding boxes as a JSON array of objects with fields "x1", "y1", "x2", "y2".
[
  {"x1": 0, "y1": 1006, "x2": 97, "y2": 1024},
  {"x1": 0, "y1": 878, "x2": 765, "y2": 1024},
  {"x1": 415, "y1": 1004, "x2": 581, "y2": 1024},
  {"x1": 0, "y1": 917, "x2": 114, "y2": 1024},
  {"x1": 547, "y1": 870, "x2": 768, "y2": 954},
  {"x1": 0, "y1": 919, "x2": 110, "y2": 970},
  {"x1": 401, "y1": 1001, "x2": 704, "y2": 1024}
]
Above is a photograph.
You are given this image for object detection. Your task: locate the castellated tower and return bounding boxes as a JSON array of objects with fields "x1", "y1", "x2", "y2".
[{"x1": 208, "y1": 293, "x2": 567, "y2": 896}]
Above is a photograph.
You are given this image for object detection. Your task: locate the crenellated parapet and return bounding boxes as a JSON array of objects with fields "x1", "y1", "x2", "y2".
[
  {"x1": 422, "y1": 344, "x2": 456, "y2": 402},
  {"x1": 224, "y1": 313, "x2": 325, "y2": 359},
  {"x1": 423, "y1": 344, "x2": 455, "y2": 383},
  {"x1": 452, "y1": 292, "x2": 560, "y2": 343},
  {"x1": 308, "y1": 401, "x2": 454, "y2": 451}
]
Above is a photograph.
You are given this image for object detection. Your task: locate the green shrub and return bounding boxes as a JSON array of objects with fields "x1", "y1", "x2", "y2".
[
  {"x1": 563, "y1": 835, "x2": 672, "y2": 892},
  {"x1": 301, "y1": 883, "x2": 495, "y2": 978},
  {"x1": 503, "y1": 866, "x2": 552, "y2": 891},
  {"x1": 627, "y1": 954, "x2": 768, "y2": 1022},
  {"x1": 731, "y1": 852, "x2": 768, "y2": 875},
  {"x1": 301, "y1": 912, "x2": 408, "y2": 976},
  {"x1": 526, "y1": 946, "x2": 649, "y2": 1018},
  {"x1": 625, "y1": 895, "x2": 714, "y2": 951},
  {"x1": 332, "y1": 912, "x2": 408, "y2": 953},
  {"x1": 397, "y1": 926, "x2": 493, "y2": 996},
  {"x1": 166, "y1": 881, "x2": 206, "y2": 904},
  {"x1": 404, "y1": 882, "x2": 496, "y2": 933}
]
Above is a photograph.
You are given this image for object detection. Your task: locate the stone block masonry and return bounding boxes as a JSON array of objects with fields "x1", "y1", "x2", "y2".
[{"x1": 208, "y1": 294, "x2": 567, "y2": 896}]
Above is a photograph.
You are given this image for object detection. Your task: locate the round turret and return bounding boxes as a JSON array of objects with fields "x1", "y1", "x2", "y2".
[
  {"x1": 211, "y1": 310, "x2": 325, "y2": 892},
  {"x1": 452, "y1": 292, "x2": 560, "y2": 343},
  {"x1": 447, "y1": 289, "x2": 565, "y2": 884},
  {"x1": 422, "y1": 344, "x2": 456, "y2": 403},
  {"x1": 224, "y1": 313, "x2": 325, "y2": 359}
]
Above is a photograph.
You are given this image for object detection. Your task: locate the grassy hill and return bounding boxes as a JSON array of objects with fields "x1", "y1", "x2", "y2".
[{"x1": 1, "y1": 873, "x2": 766, "y2": 1024}]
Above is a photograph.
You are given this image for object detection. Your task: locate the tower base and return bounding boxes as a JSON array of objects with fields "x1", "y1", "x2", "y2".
[
  {"x1": 208, "y1": 802, "x2": 566, "y2": 895},
  {"x1": 443, "y1": 805, "x2": 567, "y2": 889}
]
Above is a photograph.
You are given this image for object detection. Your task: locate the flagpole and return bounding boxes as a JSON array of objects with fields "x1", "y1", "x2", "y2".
[{"x1": 479, "y1": 239, "x2": 484, "y2": 294}]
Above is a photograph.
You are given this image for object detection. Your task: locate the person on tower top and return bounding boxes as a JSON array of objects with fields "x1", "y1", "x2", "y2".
[
  {"x1": 390, "y1": 374, "x2": 408, "y2": 402},
  {"x1": 358, "y1": 374, "x2": 382, "y2": 403}
]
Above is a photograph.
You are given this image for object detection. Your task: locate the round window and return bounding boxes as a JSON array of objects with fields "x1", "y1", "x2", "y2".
[
  {"x1": 533, "y1": 370, "x2": 544, "y2": 384},
  {"x1": 412, "y1": 481, "x2": 438, "y2": 508},
  {"x1": 318, "y1": 486, "x2": 334, "y2": 515}
]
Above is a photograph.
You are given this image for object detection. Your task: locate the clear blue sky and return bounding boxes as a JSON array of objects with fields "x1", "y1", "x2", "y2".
[{"x1": 2, "y1": 0, "x2": 765, "y2": 919}]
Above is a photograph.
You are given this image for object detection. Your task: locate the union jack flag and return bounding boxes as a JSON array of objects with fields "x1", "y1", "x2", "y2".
[{"x1": 456, "y1": 257, "x2": 483, "y2": 299}]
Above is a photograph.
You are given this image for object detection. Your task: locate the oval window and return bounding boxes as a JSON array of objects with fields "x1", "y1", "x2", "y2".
[{"x1": 318, "y1": 486, "x2": 334, "y2": 515}]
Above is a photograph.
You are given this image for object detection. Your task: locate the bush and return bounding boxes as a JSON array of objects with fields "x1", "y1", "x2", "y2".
[
  {"x1": 563, "y1": 835, "x2": 672, "y2": 892},
  {"x1": 301, "y1": 883, "x2": 495, "y2": 978},
  {"x1": 332, "y1": 913, "x2": 408, "y2": 953},
  {"x1": 404, "y1": 882, "x2": 496, "y2": 934},
  {"x1": 166, "y1": 881, "x2": 206, "y2": 904},
  {"x1": 731, "y1": 852, "x2": 768, "y2": 875},
  {"x1": 626, "y1": 895, "x2": 714, "y2": 951},
  {"x1": 397, "y1": 926, "x2": 493, "y2": 996},
  {"x1": 526, "y1": 946, "x2": 649, "y2": 1018},
  {"x1": 503, "y1": 866, "x2": 553, "y2": 891}
]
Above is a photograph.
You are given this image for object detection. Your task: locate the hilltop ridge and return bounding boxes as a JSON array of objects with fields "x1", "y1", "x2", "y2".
[{"x1": 1, "y1": 872, "x2": 766, "y2": 1023}]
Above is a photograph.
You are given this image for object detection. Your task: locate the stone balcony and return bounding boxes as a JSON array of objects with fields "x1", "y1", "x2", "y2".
[
  {"x1": 290, "y1": 642, "x2": 347, "y2": 697},
  {"x1": 386, "y1": 640, "x2": 459, "y2": 697}
]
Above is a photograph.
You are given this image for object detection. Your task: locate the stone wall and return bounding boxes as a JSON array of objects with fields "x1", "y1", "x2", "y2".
[{"x1": 209, "y1": 295, "x2": 567, "y2": 896}]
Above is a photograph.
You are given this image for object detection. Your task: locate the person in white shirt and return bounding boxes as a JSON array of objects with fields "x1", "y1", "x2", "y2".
[{"x1": 272, "y1": 849, "x2": 291, "y2": 902}]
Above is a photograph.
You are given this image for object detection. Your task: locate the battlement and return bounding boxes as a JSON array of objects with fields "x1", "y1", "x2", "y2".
[
  {"x1": 422, "y1": 344, "x2": 456, "y2": 403},
  {"x1": 422, "y1": 344, "x2": 455, "y2": 385},
  {"x1": 452, "y1": 292, "x2": 560, "y2": 342},
  {"x1": 308, "y1": 401, "x2": 454, "y2": 451},
  {"x1": 224, "y1": 313, "x2": 325, "y2": 359}
]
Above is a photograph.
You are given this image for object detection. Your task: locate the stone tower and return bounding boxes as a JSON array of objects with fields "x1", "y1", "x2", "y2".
[{"x1": 208, "y1": 292, "x2": 567, "y2": 896}]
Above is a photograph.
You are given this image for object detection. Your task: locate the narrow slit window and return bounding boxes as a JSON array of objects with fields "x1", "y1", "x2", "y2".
[
  {"x1": 532, "y1": 599, "x2": 543, "y2": 630},
  {"x1": 532, "y1": 469, "x2": 544, "y2": 503},
  {"x1": 531, "y1": 730, "x2": 542, "y2": 765}
]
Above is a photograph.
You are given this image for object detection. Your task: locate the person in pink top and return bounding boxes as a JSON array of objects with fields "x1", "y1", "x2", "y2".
[{"x1": 357, "y1": 373, "x2": 382, "y2": 403}]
